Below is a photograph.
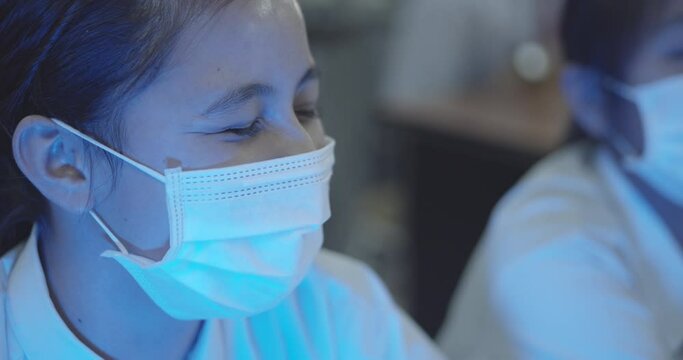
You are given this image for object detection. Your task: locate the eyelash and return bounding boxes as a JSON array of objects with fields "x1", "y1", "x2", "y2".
[
  {"x1": 296, "y1": 108, "x2": 320, "y2": 122},
  {"x1": 219, "y1": 118, "x2": 264, "y2": 137},
  {"x1": 217, "y1": 108, "x2": 320, "y2": 138}
]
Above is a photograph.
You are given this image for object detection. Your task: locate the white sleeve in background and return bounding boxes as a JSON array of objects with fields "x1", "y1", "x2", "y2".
[
  {"x1": 438, "y1": 146, "x2": 671, "y2": 360},
  {"x1": 489, "y1": 234, "x2": 668, "y2": 360}
]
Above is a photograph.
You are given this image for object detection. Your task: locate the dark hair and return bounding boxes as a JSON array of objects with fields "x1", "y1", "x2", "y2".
[
  {"x1": 560, "y1": 0, "x2": 671, "y2": 78},
  {"x1": 0, "y1": 0, "x2": 233, "y2": 254},
  {"x1": 560, "y1": 0, "x2": 672, "y2": 142}
]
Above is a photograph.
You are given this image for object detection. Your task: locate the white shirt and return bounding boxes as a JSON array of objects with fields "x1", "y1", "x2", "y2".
[
  {"x1": 438, "y1": 144, "x2": 683, "y2": 359},
  {"x1": 0, "y1": 225, "x2": 444, "y2": 359}
]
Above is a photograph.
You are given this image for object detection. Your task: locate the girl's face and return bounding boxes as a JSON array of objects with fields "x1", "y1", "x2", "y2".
[
  {"x1": 607, "y1": 2, "x2": 683, "y2": 153},
  {"x1": 624, "y1": 4, "x2": 683, "y2": 85},
  {"x1": 92, "y1": 0, "x2": 323, "y2": 259}
]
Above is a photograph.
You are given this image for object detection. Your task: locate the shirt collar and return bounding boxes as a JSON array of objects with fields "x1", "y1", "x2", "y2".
[
  {"x1": 5, "y1": 224, "x2": 224, "y2": 359},
  {"x1": 596, "y1": 148, "x2": 683, "y2": 350},
  {"x1": 6, "y1": 223, "x2": 102, "y2": 359}
]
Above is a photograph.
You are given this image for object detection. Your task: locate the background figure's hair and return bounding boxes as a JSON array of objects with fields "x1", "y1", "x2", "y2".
[
  {"x1": 560, "y1": 0, "x2": 671, "y2": 78},
  {"x1": 0, "y1": 0, "x2": 233, "y2": 255},
  {"x1": 559, "y1": 0, "x2": 671, "y2": 142}
]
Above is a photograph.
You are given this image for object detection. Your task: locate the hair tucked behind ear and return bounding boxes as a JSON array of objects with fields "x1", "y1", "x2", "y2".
[
  {"x1": 0, "y1": 1, "x2": 79, "y2": 255},
  {"x1": 0, "y1": 0, "x2": 234, "y2": 255}
]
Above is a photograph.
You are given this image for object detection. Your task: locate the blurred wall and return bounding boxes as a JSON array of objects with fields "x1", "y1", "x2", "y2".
[
  {"x1": 301, "y1": 0, "x2": 568, "y2": 334},
  {"x1": 381, "y1": 0, "x2": 536, "y2": 102}
]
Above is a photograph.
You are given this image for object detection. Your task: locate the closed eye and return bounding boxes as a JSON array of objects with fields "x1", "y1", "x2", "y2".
[
  {"x1": 295, "y1": 108, "x2": 320, "y2": 122},
  {"x1": 217, "y1": 118, "x2": 264, "y2": 138}
]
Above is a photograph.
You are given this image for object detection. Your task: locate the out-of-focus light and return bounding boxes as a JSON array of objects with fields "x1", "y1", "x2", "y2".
[{"x1": 513, "y1": 41, "x2": 552, "y2": 83}]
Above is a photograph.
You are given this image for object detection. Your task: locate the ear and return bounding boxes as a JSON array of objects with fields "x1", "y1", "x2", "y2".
[
  {"x1": 561, "y1": 64, "x2": 611, "y2": 139},
  {"x1": 12, "y1": 115, "x2": 92, "y2": 213}
]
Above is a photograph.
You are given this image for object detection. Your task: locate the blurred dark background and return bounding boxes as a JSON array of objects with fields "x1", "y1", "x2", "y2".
[{"x1": 300, "y1": 0, "x2": 568, "y2": 337}]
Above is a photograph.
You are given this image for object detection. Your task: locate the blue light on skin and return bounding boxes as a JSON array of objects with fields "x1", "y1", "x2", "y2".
[
  {"x1": 11, "y1": 0, "x2": 325, "y2": 358},
  {"x1": 562, "y1": 3, "x2": 683, "y2": 249}
]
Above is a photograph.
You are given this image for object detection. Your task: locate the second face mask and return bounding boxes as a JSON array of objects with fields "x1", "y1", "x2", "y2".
[{"x1": 606, "y1": 75, "x2": 683, "y2": 206}]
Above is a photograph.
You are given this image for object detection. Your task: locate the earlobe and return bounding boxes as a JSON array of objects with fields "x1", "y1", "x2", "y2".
[
  {"x1": 12, "y1": 115, "x2": 92, "y2": 213},
  {"x1": 561, "y1": 65, "x2": 610, "y2": 139}
]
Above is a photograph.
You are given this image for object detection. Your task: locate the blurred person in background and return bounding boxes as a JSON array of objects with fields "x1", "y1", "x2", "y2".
[
  {"x1": 0, "y1": 1, "x2": 443, "y2": 358},
  {"x1": 438, "y1": 0, "x2": 683, "y2": 358}
]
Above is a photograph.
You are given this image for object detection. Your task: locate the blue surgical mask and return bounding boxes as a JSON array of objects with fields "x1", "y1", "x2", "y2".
[{"x1": 606, "y1": 74, "x2": 683, "y2": 206}]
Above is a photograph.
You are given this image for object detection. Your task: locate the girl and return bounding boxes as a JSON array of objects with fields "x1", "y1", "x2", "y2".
[
  {"x1": 439, "y1": 0, "x2": 683, "y2": 358},
  {"x1": 0, "y1": 1, "x2": 443, "y2": 358}
]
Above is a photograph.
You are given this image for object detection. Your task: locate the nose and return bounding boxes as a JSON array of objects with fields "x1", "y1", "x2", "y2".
[{"x1": 266, "y1": 111, "x2": 316, "y2": 158}]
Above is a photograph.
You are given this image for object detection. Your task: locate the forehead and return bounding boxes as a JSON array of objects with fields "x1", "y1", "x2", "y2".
[
  {"x1": 162, "y1": 0, "x2": 310, "y2": 85},
  {"x1": 117, "y1": 0, "x2": 313, "y2": 136}
]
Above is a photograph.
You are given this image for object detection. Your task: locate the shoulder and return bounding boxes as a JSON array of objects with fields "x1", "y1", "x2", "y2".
[
  {"x1": 483, "y1": 143, "x2": 635, "y2": 295},
  {"x1": 307, "y1": 250, "x2": 394, "y2": 326},
  {"x1": 310, "y1": 250, "x2": 387, "y2": 302},
  {"x1": 464, "y1": 144, "x2": 663, "y2": 358},
  {"x1": 494, "y1": 143, "x2": 609, "y2": 227},
  {"x1": 484, "y1": 143, "x2": 628, "y2": 268},
  {"x1": 305, "y1": 250, "x2": 446, "y2": 359}
]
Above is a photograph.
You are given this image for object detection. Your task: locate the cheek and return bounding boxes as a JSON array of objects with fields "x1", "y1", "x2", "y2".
[
  {"x1": 126, "y1": 120, "x2": 181, "y2": 172},
  {"x1": 124, "y1": 114, "x2": 243, "y2": 171},
  {"x1": 95, "y1": 158, "x2": 171, "y2": 258},
  {"x1": 632, "y1": 60, "x2": 683, "y2": 84},
  {"x1": 626, "y1": 41, "x2": 683, "y2": 84}
]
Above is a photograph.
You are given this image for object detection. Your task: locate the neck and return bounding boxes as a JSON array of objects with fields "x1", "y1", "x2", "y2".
[{"x1": 40, "y1": 209, "x2": 202, "y2": 359}]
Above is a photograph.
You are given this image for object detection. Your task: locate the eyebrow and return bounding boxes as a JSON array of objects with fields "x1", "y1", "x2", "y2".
[
  {"x1": 201, "y1": 66, "x2": 320, "y2": 117},
  {"x1": 201, "y1": 83, "x2": 274, "y2": 117}
]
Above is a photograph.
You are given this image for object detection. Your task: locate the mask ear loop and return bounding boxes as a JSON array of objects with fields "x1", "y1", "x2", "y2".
[
  {"x1": 50, "y1": 118, "x2": 166, "y2": 183},
  {"x1": 51, "y1": 118, "x2": 166, "y2": 256},
  {"x1": 600, "y1": 78, "x2": 641, "y2": 159},
  {"x1": 90, "y1": 211, "x2": 129, "y2": 255}
]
